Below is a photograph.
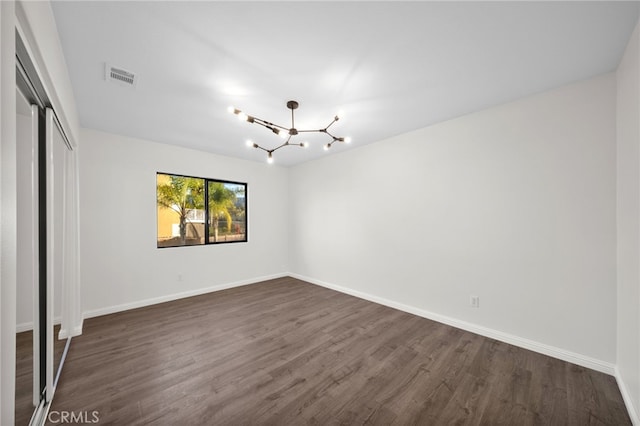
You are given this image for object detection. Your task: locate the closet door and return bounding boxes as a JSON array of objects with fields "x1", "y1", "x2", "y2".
[
  {"x1": 16, "y1": 87, "x2": 42, "y2": 410},
  {"x1": 45, "y1": 108, "x2": 68, "y2": 401},
  {"x1": 28, "y1": 104, "x2": 41, "y2": 407}
]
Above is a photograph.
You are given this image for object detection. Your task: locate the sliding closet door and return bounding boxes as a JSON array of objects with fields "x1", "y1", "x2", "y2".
[
  {"x1": 16, "y1": 86, "x2": 42, "y2": 411},
  {"x1": 28, "y1": 104, "x2": 40, "y2": 408},
  {"x1": 44, "y1": 108, "x2": 68, "y2": 401},
  {"x1": 16, "y1": 25, "x2": 81, "y2": 423}
]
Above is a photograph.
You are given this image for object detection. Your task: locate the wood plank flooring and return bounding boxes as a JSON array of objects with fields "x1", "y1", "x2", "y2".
[
  {"x1": 49, "y1": 277, "x2": 630, "y2": 425},
  {"x1": 16, "y1": 325, "x2": 67, "y2": 425},
  {"x1": 15, "y1": 329, "x2": 37, "y2": 425}
]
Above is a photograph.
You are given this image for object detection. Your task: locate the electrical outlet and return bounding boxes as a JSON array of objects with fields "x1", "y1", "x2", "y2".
[{"x1": 470, "y1": 296, "x2": 480, "y2": 308}]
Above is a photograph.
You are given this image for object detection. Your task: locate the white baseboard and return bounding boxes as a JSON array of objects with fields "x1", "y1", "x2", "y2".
[
  {"x1": 81, "y1": 273, "x2": 289, "y2": 321},
  {"x1": 16, "y1": 322, "x2": 33, "y2": 333},
  {"x1": 72, "y1": 319, "x2": 84, "y2": 337},
  {"x1": 57, "y1": 324, "x2": 82, "y2": 340},
  {"x1": 16, "y1": 316, "x2": 61, "y2": 333},
  {"x1": 615, "y1": 367, "x2": 640, "y2": 425},
  {"x1": 290, "y1": 273, "x2": 616, "y2": 376}
]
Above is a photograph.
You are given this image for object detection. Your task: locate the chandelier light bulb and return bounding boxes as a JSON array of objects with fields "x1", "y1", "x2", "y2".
[
  {"x1": 324, "y1": 144, "x2": 330, "y2": 151},
  {"x1": 344, "y1": 137, "x2": 352, "y2": 144},
  {"x1": 237, "y1": 112, "x2": 248, "y2": 121},
  {"x1": 267, "y1": 152, "x2": 274, "y2": 164},
  {"x1": 228, "y1": 106, "x2": 236, "y2": 114},
  {"x1": 245, "y1": 140, "x2": 253, "y2": 147}
]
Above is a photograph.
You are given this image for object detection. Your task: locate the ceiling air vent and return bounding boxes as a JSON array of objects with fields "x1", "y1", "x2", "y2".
[{"x1": 105, "y1": 63, "x2": 137, "y2": 88}]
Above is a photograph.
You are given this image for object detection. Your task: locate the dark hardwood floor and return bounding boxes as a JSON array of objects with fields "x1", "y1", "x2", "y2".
[
  {"x1": 16, "y1": 325, "x2": 67, "y2": 425},
  {"x1": 49, "y1": 277, "x2": 630, "y2": 425},
  {"x1": 15, "y1": 328, "x2": 36, "y2": 425}
]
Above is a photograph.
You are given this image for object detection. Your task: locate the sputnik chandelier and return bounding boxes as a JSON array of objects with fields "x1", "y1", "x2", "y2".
[{"x1": 228, "y1": 100, "x2": 350, "y2": 163}]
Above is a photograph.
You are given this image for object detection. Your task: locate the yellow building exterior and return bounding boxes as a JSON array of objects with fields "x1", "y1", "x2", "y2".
[{"x1": 156, "y1": 173, "x2": 180, "y2": 242}]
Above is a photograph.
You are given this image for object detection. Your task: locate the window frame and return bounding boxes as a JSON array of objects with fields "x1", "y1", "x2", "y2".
[{"x1": 156, "y1": 172, "x2": 248, "y2": 248}]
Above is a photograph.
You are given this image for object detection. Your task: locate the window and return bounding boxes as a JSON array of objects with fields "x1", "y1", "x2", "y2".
[{"x1": 156, "y1": 173, "x2": 247, "y2": 248}]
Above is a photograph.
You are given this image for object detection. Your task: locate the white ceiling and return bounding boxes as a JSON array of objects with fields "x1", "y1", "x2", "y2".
[{"x1": 51, "y1": 1, "x2": 640, "y2": 167}]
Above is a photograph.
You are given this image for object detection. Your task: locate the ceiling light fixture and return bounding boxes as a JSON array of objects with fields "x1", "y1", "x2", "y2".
[{"x1": 229, "y1": 100, "x2": 350, "y2": 163}]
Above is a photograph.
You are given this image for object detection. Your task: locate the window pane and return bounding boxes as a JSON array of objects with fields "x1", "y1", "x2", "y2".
[
  {"x1": 208, "y1": 181, "x2": 247, "y2": 243},
  {"x1": 157, "y1": 173, "x2": 205, "y2": 247}
]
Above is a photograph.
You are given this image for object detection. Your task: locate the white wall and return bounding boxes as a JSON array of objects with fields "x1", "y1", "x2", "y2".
[
  {"x1": 616, "y1": 18, "x2": 640, "y2": 424},
  {"x1": 0, "y1": 1, "x2": 16, "y2": 423},
  {"x1": 79, "y1": 128, "x2": 289, "y2": 317},
  {"x1": 290, "y1": 74, "x2": 617, "y2": 369}
]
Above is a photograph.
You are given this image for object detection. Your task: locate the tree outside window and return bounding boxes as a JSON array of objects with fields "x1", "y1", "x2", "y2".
[{"x1": 157, "y1": 173, "x2": 247, "y2": 247}]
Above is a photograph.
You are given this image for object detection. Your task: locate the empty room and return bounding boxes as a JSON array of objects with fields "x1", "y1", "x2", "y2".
[{"x1": 1, "y1": 1, "x2": 640, "y2": 425}]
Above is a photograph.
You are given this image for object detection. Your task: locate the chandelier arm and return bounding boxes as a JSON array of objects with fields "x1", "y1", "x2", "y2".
[
  {"x1": 295, "y1": 118, "x2": 338, "y2": 134},
  {"x1": 250, "y1": 120, "x2": 271, "y2": 131},
  {"x1": 266, "y1": 122, "x2": 290, "y2": 132},
  {"x1": 324, "y1": 117, "x2": 339, "y2": 130},
  {"x1": 272, "y1": 143, "x2": 289, "y2": 152},
  {"x1": 324, "y1": 129, "x2": 344, "y2": 142},
  {"x1": 253, "y1": 144, "x2": 271, "y2": 153},
  {"x1": 271, "y1": 135, "x2": 293, "y2": 152},
  {"x1": 296, "y1": 129, "x2": 326, "y2": 133},
  {"x1": 252, "y1": 118, "x2": 289, "y2": 132}
]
